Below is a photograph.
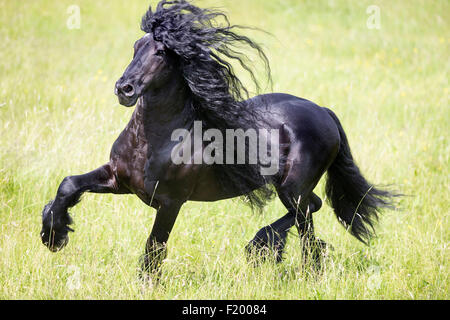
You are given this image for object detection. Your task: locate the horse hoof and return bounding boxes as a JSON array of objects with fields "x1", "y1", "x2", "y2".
[
  {"x1": 245, "y1": 240, "x2": 284, "y2": 265},
  {"x1": 42, "y1": 232, "x2": 69, "y2": 252}
]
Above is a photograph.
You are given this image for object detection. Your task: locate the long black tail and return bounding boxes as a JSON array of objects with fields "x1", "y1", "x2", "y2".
[{"x1": 325, "y1": 109, "x2": 397, "y2": 244}]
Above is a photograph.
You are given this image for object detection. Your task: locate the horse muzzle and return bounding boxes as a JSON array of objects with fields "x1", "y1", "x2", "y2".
[{"x1": 115, "y1": 80, "x2": 139, "y2": 107}]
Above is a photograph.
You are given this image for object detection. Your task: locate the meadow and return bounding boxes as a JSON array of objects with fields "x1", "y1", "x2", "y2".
[{"x1": 0, "y1": 0, "x2": 448, "y2": 299}]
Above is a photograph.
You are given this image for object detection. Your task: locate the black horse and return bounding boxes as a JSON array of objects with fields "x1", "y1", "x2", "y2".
[{"x1": 41, "y1": 1, "x2": 395, "y2": 275}]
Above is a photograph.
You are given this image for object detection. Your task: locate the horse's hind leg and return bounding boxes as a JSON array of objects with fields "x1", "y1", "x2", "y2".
[
  {"x1": 245, "y1": 192, "x2": 323, "y2": 264},
  {"x1": 274, "y1": 137, "x2": 337, "y2": 266},
  {"x1": 294, "y1": 193, "x2": 329, "y2": 266},
  {"x1": 277, "y1": 161, "x2": 333, "y2": 269},
  {"x1": 40, "y1": 163, "x2": 127, "y2": 251},
  {"x1": 245, "y1": 210, "x2": 295, "y2": 263}
]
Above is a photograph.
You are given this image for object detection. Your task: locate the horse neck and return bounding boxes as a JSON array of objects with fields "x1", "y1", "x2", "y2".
[{"x1": 140, "y1": 74, "x2": 194, "y2": 148}]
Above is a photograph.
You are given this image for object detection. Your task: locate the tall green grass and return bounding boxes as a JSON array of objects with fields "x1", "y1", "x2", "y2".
[{"x1": 0, "y1": 0, "x2": 448, "y2": 299}]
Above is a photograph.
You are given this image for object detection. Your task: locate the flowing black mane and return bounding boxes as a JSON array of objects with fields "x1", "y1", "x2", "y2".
[
  {"x1": 141, "y1": 0, "x2": 271, "y2": 127},
  {"x1": 141, "y1": 0, "x2": 275, "y2": 209}
]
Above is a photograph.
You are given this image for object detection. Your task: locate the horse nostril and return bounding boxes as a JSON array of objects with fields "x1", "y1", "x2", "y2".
[{"x1": 121, "y1": 84, "x2": 134, "y2": 96}]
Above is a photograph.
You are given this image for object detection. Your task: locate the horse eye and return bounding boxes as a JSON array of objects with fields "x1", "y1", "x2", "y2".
[{"x1": 155, "y1": 49, "x2": 165, "y2": 56}]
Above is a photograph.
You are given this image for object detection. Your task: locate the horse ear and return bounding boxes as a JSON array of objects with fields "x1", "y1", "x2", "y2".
[
  {"x1": 144, "y1": 5, "x2": 153, "y2": 18},
  {"x1": 141, "y1": 6, "x2": 153, "y2": 32}
]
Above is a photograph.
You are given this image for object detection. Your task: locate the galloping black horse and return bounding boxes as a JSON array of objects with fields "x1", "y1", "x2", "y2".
[{"x1": 41, "y1": 1, "x2": 395, "y2": 275}]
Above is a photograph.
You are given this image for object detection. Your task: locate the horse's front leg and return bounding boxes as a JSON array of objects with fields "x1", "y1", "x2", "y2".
[
  {"x1": 140, "y1": 200, "x2": 183, "y2": 278},
  {"x1": 40, "y1": 163, "x2": 125, "y2": 252}
]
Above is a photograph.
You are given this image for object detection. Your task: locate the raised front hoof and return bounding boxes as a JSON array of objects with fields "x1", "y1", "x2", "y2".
[
  {"x1": 40, "y1": 200, "x2": 72, "y2": 252},
  {"x1": 42, "y1": 233, "x2": 69, "y2": 252}
]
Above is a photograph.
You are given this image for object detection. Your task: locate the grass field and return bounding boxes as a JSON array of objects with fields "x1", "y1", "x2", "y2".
[{"x1": 0, "y1": 0, "x2": 448, "y2": 299}]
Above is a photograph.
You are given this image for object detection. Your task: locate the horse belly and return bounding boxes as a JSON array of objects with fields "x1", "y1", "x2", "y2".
[{"x1": 188, "y1": 166, "x2": 254, "y2": 202}]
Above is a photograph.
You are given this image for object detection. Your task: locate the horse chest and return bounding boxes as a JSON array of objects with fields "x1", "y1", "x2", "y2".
[{"x1": 143, "y1": 149, "x2": 200, "y2": 201}]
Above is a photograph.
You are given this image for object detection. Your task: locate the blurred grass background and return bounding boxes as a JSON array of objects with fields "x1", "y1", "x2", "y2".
[{"x1": 0, "y1": 0, "x2": 448, "y2": 299}]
